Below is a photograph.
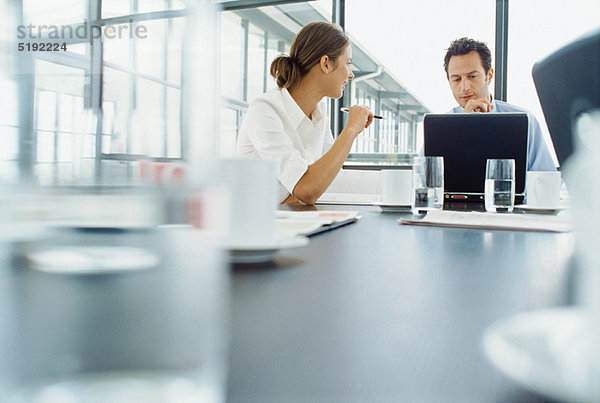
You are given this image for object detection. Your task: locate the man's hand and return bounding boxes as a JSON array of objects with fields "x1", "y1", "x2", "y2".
[{"x1": 463, "y1": 97, "x2": 494, "y2": 113}]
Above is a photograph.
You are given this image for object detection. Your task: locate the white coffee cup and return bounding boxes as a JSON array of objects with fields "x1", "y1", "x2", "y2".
[
  {"x1": 202, "y1": 158, "x2": 278, "y2": 247},
  {"x1": 526, "y1": 171, "x2": 562, "y2": 209},
  {"x1": 381, "y1": 169, "x2": 413, "y2": 205}
]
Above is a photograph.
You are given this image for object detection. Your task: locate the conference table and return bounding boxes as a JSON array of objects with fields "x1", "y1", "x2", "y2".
[{"x1": 227, "y1": 203, "x2": 576, "y2": 402}]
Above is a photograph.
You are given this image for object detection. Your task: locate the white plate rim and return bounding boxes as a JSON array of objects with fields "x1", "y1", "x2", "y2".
[
  {"x1": 26, "y1": 246, "x2": 161, "y2": 275},
  {"x1": 227, "y1": 235, "x2": 309, "y2": 252},
  {"x1": 514, "y1": 204, "x2": 566, "y2": 212},
  {"x1": 228, "y1": 235, "x2": 309, "y2": 264},
  {"x1": 372, "y1": 202, "x2": 413, "y2": 213},
  {"x1": 482, "y1": 307, "x2": 597, "y2": 402},
  {"x1": 372, "y1": 201, "x2": 412, "y2": 208},
  {"x1": 45, "y1": 220, "x2": 157, "y2": 230},
  {"x1": 157, "y1": 227, "x2": 310, "y2": 254}
]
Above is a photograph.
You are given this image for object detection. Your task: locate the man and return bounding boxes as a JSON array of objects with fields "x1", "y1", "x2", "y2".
[{"x1": 444, "y1": 37, "x2": 556, "y2": 171}]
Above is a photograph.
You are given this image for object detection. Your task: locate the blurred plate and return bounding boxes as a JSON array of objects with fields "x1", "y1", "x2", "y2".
[
  {"x1": 228, "y1": 235, "x2": 309, "y2": 264},
  {"x1": 27, "y1": 246, "x2": 160, "y2": 275},
  {"x1": 482, "y1": 307, "x2": 599, "y2": 402},
  {"x1": 157, "y1": 226, "x2": 309, "y2": 264},
  {"x1": 514, "y1": 205, "x2": 566, "y2": 214},
  {"x1": 46, "y1": 220, "x2": 156, "y2": 231},
  {"x1": 45, "y1": 193, "x2": 160, "y2": 230}
]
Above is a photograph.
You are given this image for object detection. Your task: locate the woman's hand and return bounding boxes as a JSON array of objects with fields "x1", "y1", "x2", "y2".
[
  {"x1": 290, "y1": 105, "x2": 373, "y2": 204},
  {"x1": 345, "y1": 105, "x2": 374, "y2": 136}
]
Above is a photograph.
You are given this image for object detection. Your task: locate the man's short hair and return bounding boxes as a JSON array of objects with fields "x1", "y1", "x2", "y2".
[{"x1": 443, "y1": 37, "x2": 492, "y2": 77}]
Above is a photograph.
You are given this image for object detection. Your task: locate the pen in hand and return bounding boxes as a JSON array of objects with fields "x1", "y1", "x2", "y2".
[{"x1": 340, "y1": 107, "x2": 383, "y2": 119}]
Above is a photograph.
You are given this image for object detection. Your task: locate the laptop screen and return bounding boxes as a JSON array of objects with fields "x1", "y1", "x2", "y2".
[{"x1": 423, "y1": 113, "x2": 528, "y2": 198}]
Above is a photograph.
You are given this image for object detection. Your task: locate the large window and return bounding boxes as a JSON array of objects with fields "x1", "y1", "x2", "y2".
[
  {"x1": 219, "y1": 1, "x2": 327, "y2": 156},
  {"x1": 346, "y1": 0, "x2": 496, "y2": 112},
  {"x1": 0, "y1": 78, "x2": 20, "y2": 182},
  {"x1": 7, "y1": 0, "x2": 192, "y2": 185},
  {"x1": 102, "y1": 16, "x2": 185, "y2": 159},
  {"x1": 218, "y1": 0, "x2": 426, "y2": 159},
  {"x1": 23, "y1": 0, "x2": 86, "y2": 26},
  {"x1": 101, "y1": 0, "x2": 186, "y2": 17},
  {"x1": 32, "y1": 60, "x2": 88, "y2": 185},
  {"x1": 4, "y1": 0, "x2": 598, "y2": 185},
  {"x1": 346, "y1": 0, "x2": 495, "y2": 157}
]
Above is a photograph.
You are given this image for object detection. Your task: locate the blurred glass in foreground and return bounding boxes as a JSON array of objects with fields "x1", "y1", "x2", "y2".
[
  {"x1": 0, "y1": 226, "x2": 229, "y2": 402},
  {"x1": 532, "y1": 28, "x2": 600, "y2": 400},
  {"x1": 1, "y1": 1, "x2": 230, "y2": 402},
  {"x1": 564, "y1": 110, "x2": 600, "y2": 400}
]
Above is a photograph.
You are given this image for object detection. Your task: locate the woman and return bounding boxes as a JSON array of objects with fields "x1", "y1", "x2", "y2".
[{"x1": 236, "y1": 22, "x2": 373, "y2": 204}]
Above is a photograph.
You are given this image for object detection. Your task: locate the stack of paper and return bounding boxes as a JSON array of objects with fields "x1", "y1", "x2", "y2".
[
  {"x1": 276, "y1": 210, "x2": 360, "y2": 237},
  {"x1": 400, "y1": 210, "x2": 572, "y2": 233}
]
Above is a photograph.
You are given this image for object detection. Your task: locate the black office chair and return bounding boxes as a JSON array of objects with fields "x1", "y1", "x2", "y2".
[{"x1": 532, "y1": 27, "x2": 600, "y2": 166}]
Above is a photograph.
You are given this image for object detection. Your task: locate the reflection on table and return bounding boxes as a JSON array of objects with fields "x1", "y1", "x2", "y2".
[{"x1": 228, "y1": 203, "x2": 576, "y2": 402}]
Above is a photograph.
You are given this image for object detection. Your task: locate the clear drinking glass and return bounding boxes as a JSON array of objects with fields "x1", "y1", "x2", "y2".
[
  {"x1": 412, "y1": 156, "x2": 444, "y2": 213},
  {"x1": 485, "y1": 159, "x2": 515, "y2": 212},
  {"x1": 0, "y1": 227, "x2": 229, "y2": 403}
]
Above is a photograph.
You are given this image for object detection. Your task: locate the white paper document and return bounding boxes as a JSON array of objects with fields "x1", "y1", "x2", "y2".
[
  {"x1": 399, "y1": 210, "x2": 573, "y2": 233},
  {"x1": 317, "y1": 169, "x2": 381, "y2": 205}
]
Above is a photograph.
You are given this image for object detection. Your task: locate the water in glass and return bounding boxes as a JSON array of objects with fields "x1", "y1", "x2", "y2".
[
  {"x1": 485, "y1": 179, "x2": 515, "y2": 212},
  {"x1": 413, "y1": 186, "x2": 444, "y2": 212}
]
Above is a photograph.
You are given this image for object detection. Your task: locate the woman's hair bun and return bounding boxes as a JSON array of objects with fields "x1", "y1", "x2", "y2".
[
  {"x1": 269, "y1": 22, "x2": 349, "y2": 90},
  {"x1": 270, "y1": 54, "x2": 301, "y2": 89}
]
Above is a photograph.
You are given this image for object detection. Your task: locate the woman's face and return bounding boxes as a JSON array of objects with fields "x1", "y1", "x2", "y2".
[{"x1": 327, "y1": 45, "x2": 354, "y2": 99}]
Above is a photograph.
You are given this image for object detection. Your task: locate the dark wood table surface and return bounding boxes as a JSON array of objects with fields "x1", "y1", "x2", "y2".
[{"x1": 227, "y1": 203, "x2": 576, "y2": 402}]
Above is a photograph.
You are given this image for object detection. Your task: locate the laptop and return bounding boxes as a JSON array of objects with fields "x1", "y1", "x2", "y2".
[{"x1": 423, "y1": 113, "x2": 528, "y2": 203}]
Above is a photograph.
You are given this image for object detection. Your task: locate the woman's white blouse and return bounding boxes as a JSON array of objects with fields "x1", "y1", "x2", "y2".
[{"x1": 236, "y1": 88, "x2": 335, "y2": 202}]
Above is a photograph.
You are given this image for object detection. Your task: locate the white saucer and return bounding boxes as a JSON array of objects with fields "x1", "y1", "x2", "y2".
[
  {"x1": 227, "y1": 235, "x2": 309, "y2": 264},
  {"x1": 372, "y1": 202, "x2": 412, "y2": 213},
  {"x1": 27, "y1": 246, "x2": 160, "y2": 275},
  {"x1": 514, "y1": 205, "x2": 566, "y2": 214},
  {"x1": 46, "y1": 219, "x2": 157, "y2": 230},
  {"x1": 157, "y1": 226, "x2": 310, "y2": 264},
  {"x1": 482, "y1": 307, "x2": 600, "y2": 402}
]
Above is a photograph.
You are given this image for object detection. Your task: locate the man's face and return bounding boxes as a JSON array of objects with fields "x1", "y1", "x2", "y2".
[{"x1": 447, "y1": 51, "x2": 493, "y2": 108}]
